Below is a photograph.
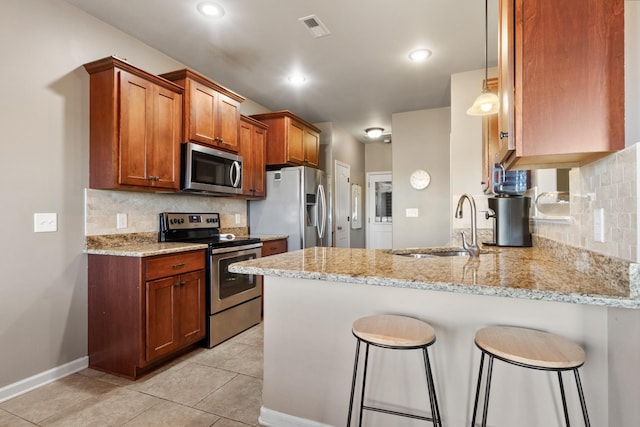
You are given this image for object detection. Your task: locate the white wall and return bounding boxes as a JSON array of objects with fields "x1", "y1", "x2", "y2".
[
  {"x1": 391, "y1": 108, "x2": 451, "y2": 248},
  {"x1": 316, "y1": 122, "x2": 366, "y2": 248},
  {"x1": 450, "y1": 68, "x2": 498, "y2": 235}
]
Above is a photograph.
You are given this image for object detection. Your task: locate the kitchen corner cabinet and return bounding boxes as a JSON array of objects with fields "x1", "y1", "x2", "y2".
[
  {"x1": 240, "y1": 115, "x2": 268, "y2": 198},
  {"x1": 251, "y1": 111, "x2": 321, "y2": 168},
  {"x1": 498, "y1": 0, "x2": 624, "y2": 170},
  {"x1": 88, "y1": 250, "x2": 206, "y2": 379},
  {"x1": 160, "y1": 69, "x2": 245, "y2": 153},
  {"x1": 83, "y1": 56, "x2": 183, "y2": 191}
]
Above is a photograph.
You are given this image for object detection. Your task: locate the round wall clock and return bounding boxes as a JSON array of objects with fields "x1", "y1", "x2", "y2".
[{"x1": 410, "y1": 169, "x2": 431, "y2": 190}]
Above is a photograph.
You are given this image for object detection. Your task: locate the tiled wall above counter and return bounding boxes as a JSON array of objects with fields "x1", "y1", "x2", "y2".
[
  {"x1": 533, "y1": 143, "x2": 640, "y2": 262},
  {"x1": 85, "y1": 189, "x2": 247, "y2": 236}
]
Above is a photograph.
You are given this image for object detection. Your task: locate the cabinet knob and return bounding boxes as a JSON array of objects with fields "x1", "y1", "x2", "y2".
[{"x1": 499, "y1": 131, "x2": 509, "y2": 140}]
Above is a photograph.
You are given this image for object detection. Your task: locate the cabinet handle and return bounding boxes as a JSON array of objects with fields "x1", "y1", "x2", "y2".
[
  {"x1": 499, "y1": 131, "x2": 509, "y2": 140},
  {"x1": 173, "y1": 281, "x2": 186, "y2": 287},
  {"x1": 172, "y1": 263, "x2": 186, "y2": 269}
]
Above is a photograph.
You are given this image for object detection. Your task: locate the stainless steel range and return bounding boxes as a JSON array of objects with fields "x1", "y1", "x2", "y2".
[{"x1": 159, "y1": 212, "x2": 262, "y2": 348}]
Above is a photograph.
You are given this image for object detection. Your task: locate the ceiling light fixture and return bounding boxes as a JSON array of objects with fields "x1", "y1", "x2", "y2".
[
  {"x1": 467, "y1": 0, "x2": 499, "y2": 116},
  {"x1": 197, "y1": 2, "x2": 225, "y2": 18},
  {"x1": 287, "y1": 74, "x2": 307, "y2": 85},
  {"x1": 365, "y1": 127, "x2": 384, "y2": 139},
  {"x1": 408, "y1": 49, "x2": 432, "y2": 62}
]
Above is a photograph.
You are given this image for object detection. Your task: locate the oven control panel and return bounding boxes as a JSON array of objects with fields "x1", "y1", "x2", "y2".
[{"x1": 161, "y1": 212, "x2": 220, "y2": 230}]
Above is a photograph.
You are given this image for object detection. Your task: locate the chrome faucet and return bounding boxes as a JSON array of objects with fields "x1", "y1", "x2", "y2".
[{"x1": 455, "y1": 194, "x2": 481, "y2": 258}]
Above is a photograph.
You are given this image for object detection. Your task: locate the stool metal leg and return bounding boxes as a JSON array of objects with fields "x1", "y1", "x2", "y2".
[
  {"x1": 422, "y1": 348, "x2": 442, "y2": 427},
  {"x1": 573, "y1": 369, "x2": 591, "y2": 427},
  {"x1": 471, "y1": 352, "x2": 486, "y2": 426},
  {"x1": 557, "y1": 371, "x2": 571, "y2": 427},
  {"x1": 481, "y1": 356, "x2": 494, "y2": 427},
  {"x1": 358, "y1": 343, "x2": 371, "y2": 427},
  {"x1": 347, "y1": 339, "x2": 361, "y2": 427}
]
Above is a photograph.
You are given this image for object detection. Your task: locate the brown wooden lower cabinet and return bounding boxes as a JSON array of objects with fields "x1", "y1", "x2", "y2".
[
  {"x1": 261, "y1": 238, "x2": 288, "y2": 257},
  {"x1": 88, "y1": 249, "x2": 206, "y2": 379}
]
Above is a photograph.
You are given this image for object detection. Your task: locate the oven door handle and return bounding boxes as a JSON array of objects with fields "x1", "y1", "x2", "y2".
[{"x1": 230, "y1": 160, "x2": 241, "y2": 188}]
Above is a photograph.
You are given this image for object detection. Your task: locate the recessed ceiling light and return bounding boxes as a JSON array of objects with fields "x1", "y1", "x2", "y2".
[
  {"x1": 197, "y1": 2, "x2": 225, "y2": 18},
  {"x1": 287, "y1": 74, "x2": 307, "y2": 85},
  {"x1": 408, "y1": 49, "x2": 432, "y2": 62}
]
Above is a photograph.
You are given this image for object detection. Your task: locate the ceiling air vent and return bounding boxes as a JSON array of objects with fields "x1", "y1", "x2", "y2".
[{"x1": 298, "y1": 14, "x2": 331, "y2": 38}]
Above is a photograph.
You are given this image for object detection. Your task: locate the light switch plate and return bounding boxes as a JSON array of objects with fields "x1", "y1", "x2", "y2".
[
  {"x1": 117, "y1": 213, "x2": 128, "y2": 229},
  {"x1": 406, "y1": 208, "x2": 419, "y2": 217},
  {"x1": 593, "y1": 208, "x2": 605, "y2": 242},
  {"x1": 34, "y1": 213, "x2": 57, "y2": 232}
]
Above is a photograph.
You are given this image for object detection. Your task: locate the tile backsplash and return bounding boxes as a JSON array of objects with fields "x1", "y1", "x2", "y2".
[
  {"x1": 533, "y1": 143, "x2": 639, "y2": 262},
  {"x1": 85, "y1": 189, "x2": 247, "y2": 236}
]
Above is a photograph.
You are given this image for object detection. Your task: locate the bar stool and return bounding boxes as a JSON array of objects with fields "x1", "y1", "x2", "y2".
[
  {"x1": 471, "y1": 326, "x2": 590, "y2": 427},
  {"x1": 347, "y1": 314, "x2": 442, "y2": 426}
]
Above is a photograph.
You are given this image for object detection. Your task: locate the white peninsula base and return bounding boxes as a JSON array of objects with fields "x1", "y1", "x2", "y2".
[{"x1": 259, "y1": 277, "x2": 640, "y2": 427}]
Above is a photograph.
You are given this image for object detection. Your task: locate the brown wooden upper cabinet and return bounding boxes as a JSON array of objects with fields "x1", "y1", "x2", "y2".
[
  {"x1": 84, "y1": 56, "x2": 183, "y2": 191},
  {"x1": 251, "y1": 111, "x2": 321, "y2": 168},
  {"x1": 482, "y1": 78, "x2": 499, "y2": 193},
  {"x1": 160, "y1": 69, "x2": 245, "y2": 153},
  {"x1": 498, "y1": 0, "x2": 624, "y2": 170},
  {"x1": 239, "y1": 115, "x2": 268, "y2": 198}
]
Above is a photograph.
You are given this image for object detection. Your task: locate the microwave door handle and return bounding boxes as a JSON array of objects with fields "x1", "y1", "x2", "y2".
[{"x1": 230, "y1": 161, "x2": 241, "y2": 188}]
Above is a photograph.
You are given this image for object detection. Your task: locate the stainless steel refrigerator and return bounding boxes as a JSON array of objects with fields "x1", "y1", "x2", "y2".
[{"x1": 249, "y1": 166, "x2": 330, "y2": 250}]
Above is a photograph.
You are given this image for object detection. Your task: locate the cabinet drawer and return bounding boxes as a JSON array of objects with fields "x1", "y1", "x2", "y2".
[
  {"x1": 262, "y1": 239, "x2": 287, "y2": 257},
  {"x1": 146, "y1": 250, "x2": 205, "y2": 281}
]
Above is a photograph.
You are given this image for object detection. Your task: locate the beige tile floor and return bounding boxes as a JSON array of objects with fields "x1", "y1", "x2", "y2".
[{"x1": 0, "y1": 323, "x2": 264, "y2": 427}]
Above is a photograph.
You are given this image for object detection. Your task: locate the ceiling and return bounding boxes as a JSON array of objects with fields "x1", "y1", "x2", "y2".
[{"x1": 64, "y1": 0, "x2": 498, "y2": 143}]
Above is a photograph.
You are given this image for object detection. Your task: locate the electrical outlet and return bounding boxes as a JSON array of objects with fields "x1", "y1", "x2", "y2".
[
  {"x1": 235, "y1": 213, "x2": 241, "y2": 224},
  {"x1": 117, "y1": 213, "x2": 128, "y2": 229},
  {"x1": 593, "y1": 208, "x2": 605, "y2": 242},
  {"x1": 34, "y1": 213, "x2": 57, "y2": 232}
]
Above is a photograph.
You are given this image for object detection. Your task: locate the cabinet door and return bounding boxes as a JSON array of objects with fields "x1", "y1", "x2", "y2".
[
  {"x1": 119, "y1": 70, "x2": 153, "y2": 187},
  {"x1": 216, "y1": 93, "x2": 241, "y2": 152},
  {"x1": 178, "y1": 270, "x2": 206, "y2": 344},
  {"x1": 150, "y1": 86, "x2": 181, "y2": 190},
  {"x1": 239, "y1": 120, "x2": 253, "y2": 196},
  {"x1": 286, "y1": 119, "x2": 305, "y2": 164},
  {"x1": 251, "y1": 125, "x2": 267, "y2": 197},
  {"x1": 190, "y1": 80, "x2": 218, "y2": 146},
  {"x1": 303, "y1": 128, "x2": 319, "y2": 167},
  {"x1": 146, "y1": 276, "x2": 179, "y2": 361},
  {"x1": 497, "y1": 0, "x2": 515, "y2": 166}
]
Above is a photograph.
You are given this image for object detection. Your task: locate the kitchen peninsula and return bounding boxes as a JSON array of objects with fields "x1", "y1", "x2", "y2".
[{"x1": 230, "y1": 239, "x2": 640, "y2": 427}]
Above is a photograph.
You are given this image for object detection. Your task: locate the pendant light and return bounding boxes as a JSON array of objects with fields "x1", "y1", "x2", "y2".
[{"x1": 467, "y1": 0, "x2": 499, "y2": 116}]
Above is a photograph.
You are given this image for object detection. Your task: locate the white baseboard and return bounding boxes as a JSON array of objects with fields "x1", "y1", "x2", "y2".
[
  {"x1": 0, "y1": 357, "x2": 88, "y2": 403},
  {"x1": 259, "y1": 406, "x2": 335, "y2": 427}
]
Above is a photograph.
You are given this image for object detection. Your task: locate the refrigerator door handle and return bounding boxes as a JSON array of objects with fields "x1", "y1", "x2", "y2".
[
  {"x1": 317, "y1": 184, "x2": 327, "y2": 239},
  {"x1": 230, "y1": 161, "x2": 241, "y2": 188}
]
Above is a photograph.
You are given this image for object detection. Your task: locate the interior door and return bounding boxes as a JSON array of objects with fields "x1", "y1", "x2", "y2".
[
  {"x1": 334, "y1": 161, "x2": 350, "y2": 248},
  {"x1": 366, "y1": 172, "x2": 393, "y2": 249}
]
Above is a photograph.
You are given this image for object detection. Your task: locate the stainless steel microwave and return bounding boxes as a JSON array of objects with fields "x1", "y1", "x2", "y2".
[{"x1": 181, "y1": 142, "x2": 243, "y2": 195}]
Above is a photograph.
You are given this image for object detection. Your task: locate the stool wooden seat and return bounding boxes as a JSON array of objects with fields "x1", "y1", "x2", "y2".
[
  {"x1": 471, "y1": 326, "x2": 590, "y2": 427},
  {"x1": 347, "y1": 314, "x2": 442, "y2": 426}
]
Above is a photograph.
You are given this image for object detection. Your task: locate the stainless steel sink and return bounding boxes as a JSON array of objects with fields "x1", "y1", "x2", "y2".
[{"x1": 391, "y1": 248, "x2": 471, "y2": 258}]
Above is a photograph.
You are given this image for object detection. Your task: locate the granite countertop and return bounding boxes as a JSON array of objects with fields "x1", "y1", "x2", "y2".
[
  {"x1": 229, "y1": 238, "x2": 640, "y2": 309},
  {"x1": 85, "y1": 232, "x2": 287, "y2": 257}
]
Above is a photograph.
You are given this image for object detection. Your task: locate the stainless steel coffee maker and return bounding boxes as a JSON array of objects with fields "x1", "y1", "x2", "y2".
[
  {"x1": 485, "y1": 165, "x2": 532, "y2": 247},
  {"x1": 485, "y1": 196, "x2": 532, "y2": 247}
]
